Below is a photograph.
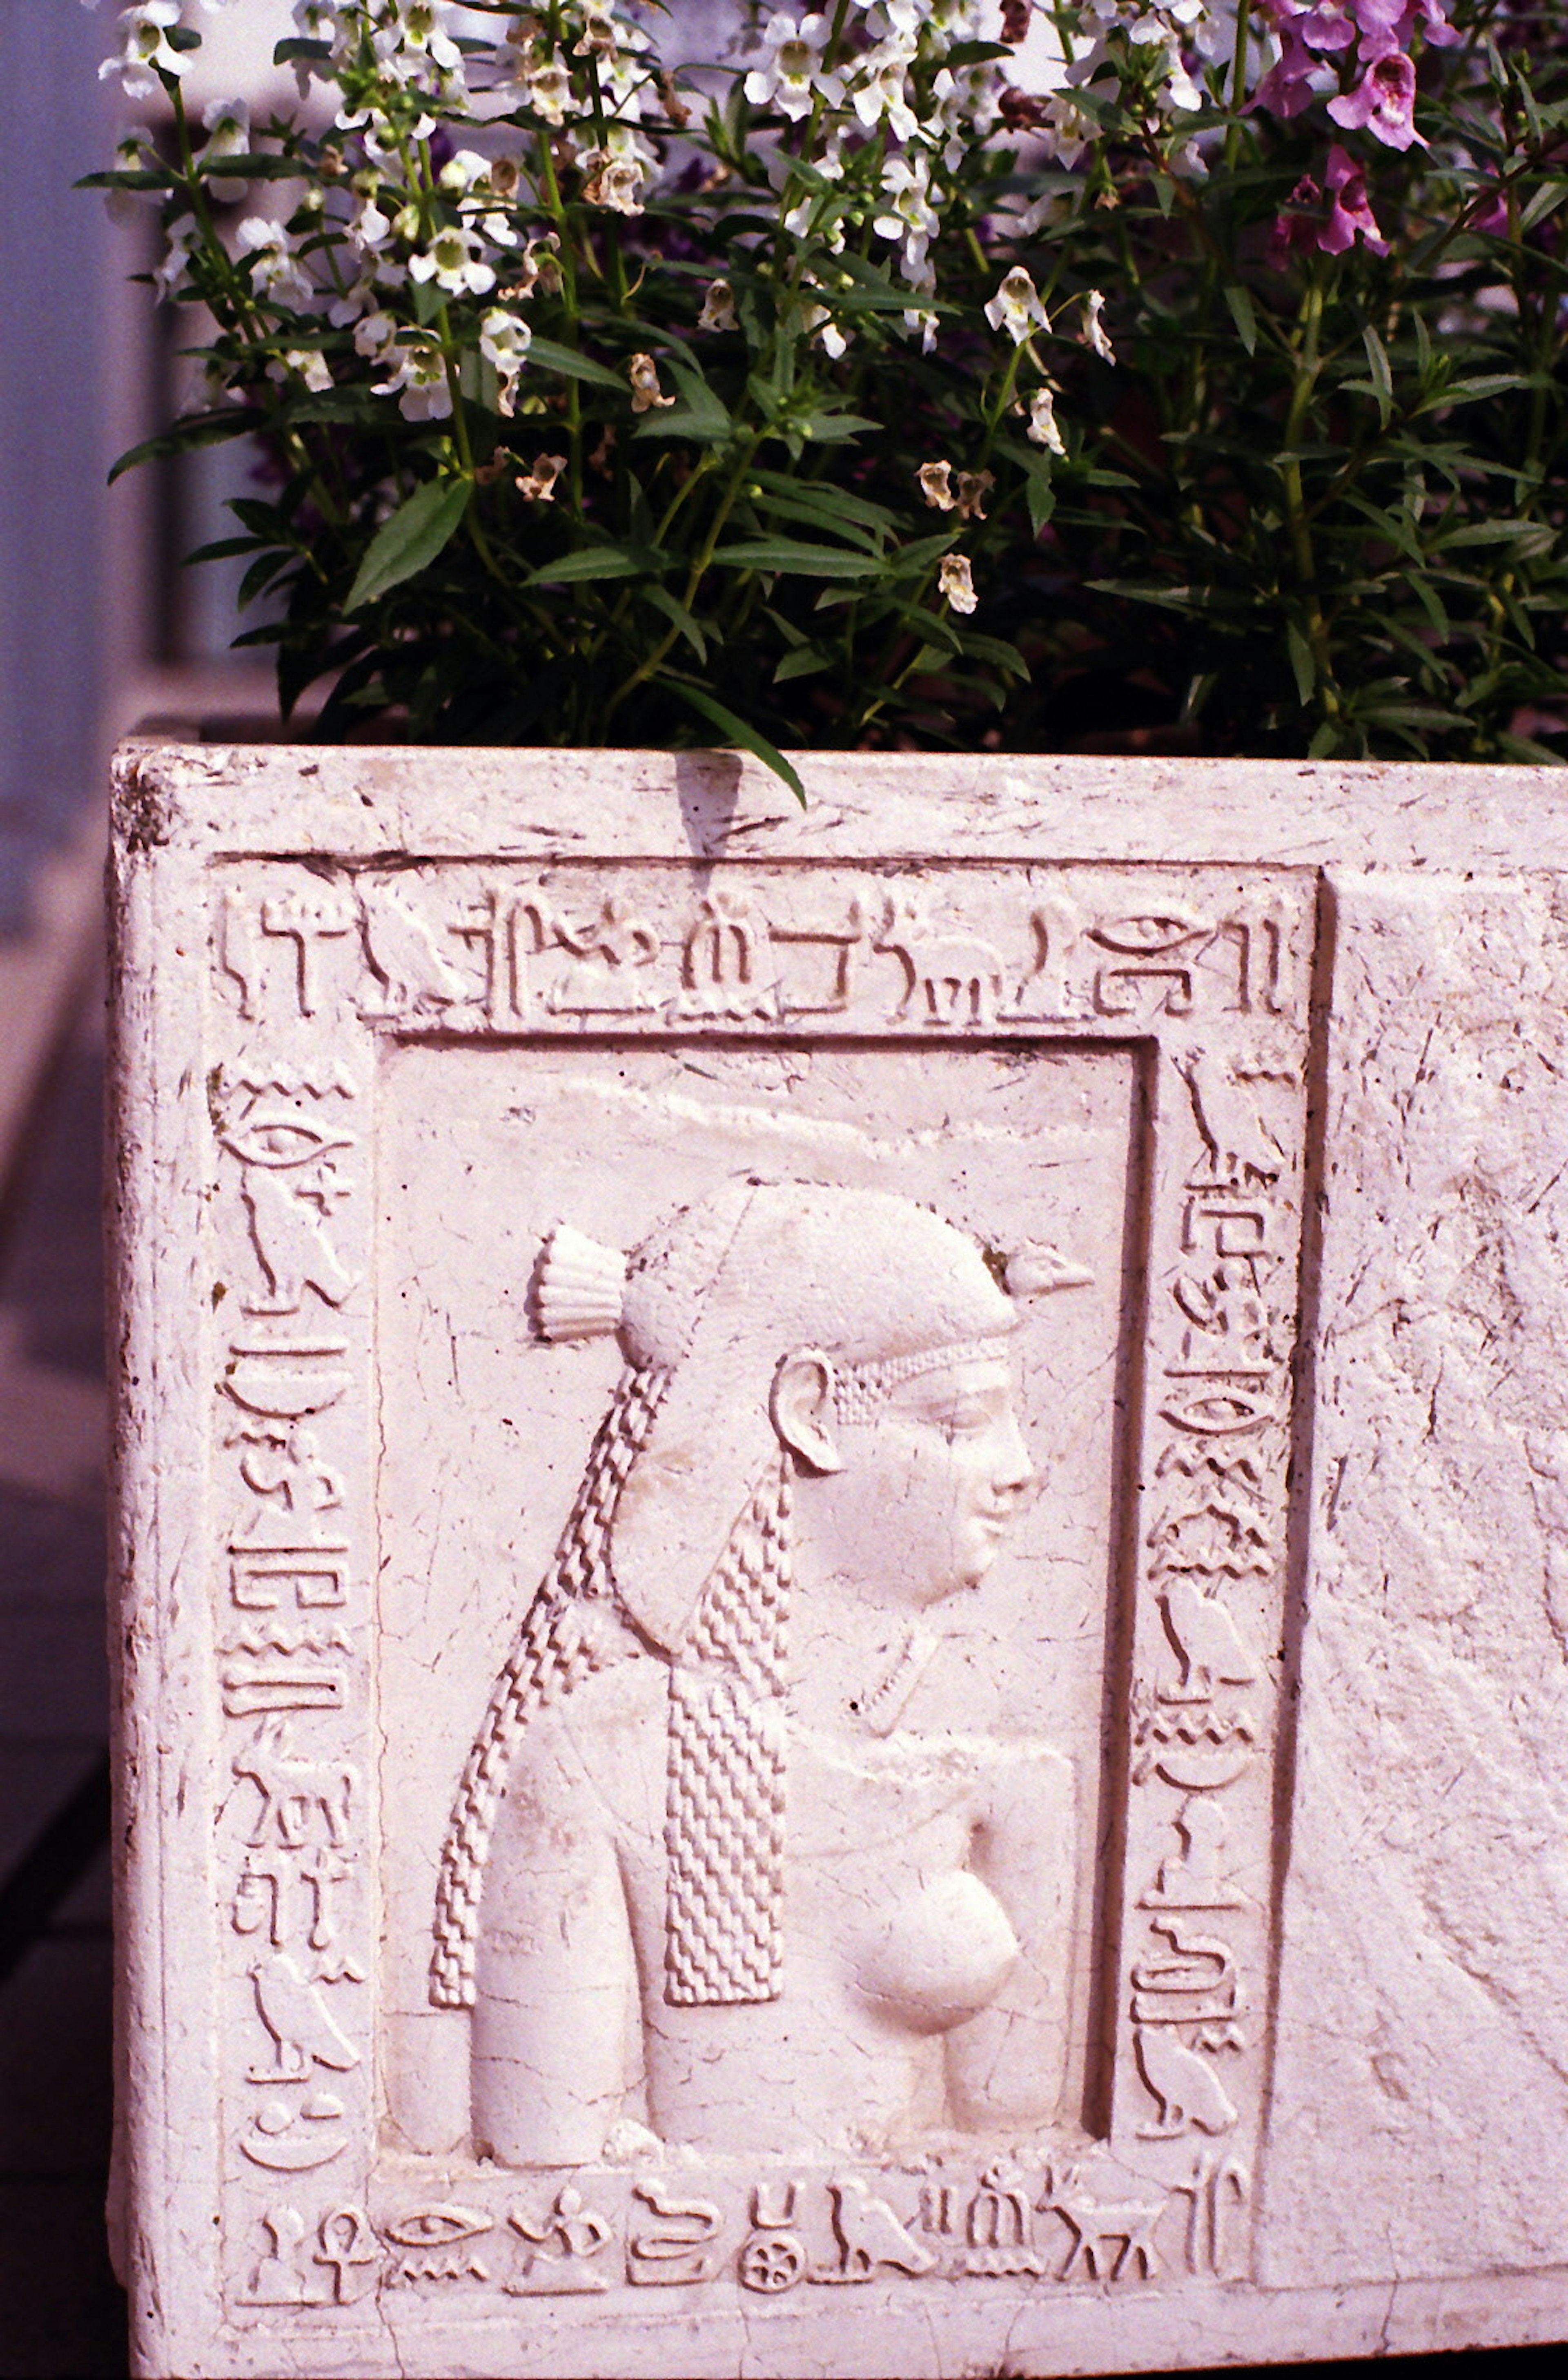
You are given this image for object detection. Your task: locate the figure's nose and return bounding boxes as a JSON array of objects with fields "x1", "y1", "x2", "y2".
[{"x1": 993, "y1": 1412, "x2": 1037, "y2": 1499}]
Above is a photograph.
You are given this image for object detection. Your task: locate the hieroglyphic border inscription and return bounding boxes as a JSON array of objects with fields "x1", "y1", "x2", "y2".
[{"x1": 207, "y1": 859, "x2": 1311, "y2": 2322}]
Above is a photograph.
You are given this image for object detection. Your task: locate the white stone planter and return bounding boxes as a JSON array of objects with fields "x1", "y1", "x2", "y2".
[{"x1": 108, "y1": 741, "x2": 1568, "y2": 2378}]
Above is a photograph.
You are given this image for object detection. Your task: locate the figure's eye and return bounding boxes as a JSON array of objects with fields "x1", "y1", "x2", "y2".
[
  {"x1": 222, "y1": 1116, "x2": 346, "y2": 1169},
  {"x1": 933, "y1": 1401, "x2": 994, "y2": 1441}
]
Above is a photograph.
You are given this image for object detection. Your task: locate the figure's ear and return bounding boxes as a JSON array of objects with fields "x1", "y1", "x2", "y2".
[{"x1": 770, "y1": 1348, "x2": 844, "y2": 1475}]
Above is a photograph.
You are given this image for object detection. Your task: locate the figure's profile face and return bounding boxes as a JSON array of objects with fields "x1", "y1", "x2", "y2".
[{"x1": 825, "y1": 1351, "x2": 1036, "y2": 1609}]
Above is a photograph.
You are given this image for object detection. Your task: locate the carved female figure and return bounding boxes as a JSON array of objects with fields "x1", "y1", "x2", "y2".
[{"x1": 432, "y1": 1180, "x2": 1074, "y2": 2164}]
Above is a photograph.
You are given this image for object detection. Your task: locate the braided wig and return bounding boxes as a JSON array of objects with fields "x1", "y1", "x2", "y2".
[{"x1": 430, "y1": 1180, "x2": 1016, "y2": 2013}]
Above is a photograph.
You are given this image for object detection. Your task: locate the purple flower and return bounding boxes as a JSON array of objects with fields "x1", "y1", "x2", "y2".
[
  {"x1": 1321, "y1": 143, "x2": 1389, "y2": 252},
  {"x1": 1328, "y1": 47, "x2": 1425, "y2": 149},
  {"x1": 1297, "y1": 3, "x2": 1359, "y2": 53},
  {"x1": 1342, "y1": 0, "x2": 1410, "y2": 55},
  {"x1": 1255, "y1": 24, "x2": 1321, "y2": 118},
  {"x1": 1268, "y1": 171, "x2": 1324, "y2": 268},
  {"x1": 1401, "y1": 0, "x2": 1460, "y2": 47}
]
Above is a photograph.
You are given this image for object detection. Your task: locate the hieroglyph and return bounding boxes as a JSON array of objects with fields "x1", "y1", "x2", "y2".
[{"x1": 201, "y1": 857, "x2": 1310, "y2": 2333}]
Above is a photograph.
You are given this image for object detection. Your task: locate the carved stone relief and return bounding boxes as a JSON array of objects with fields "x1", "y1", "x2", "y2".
[{"x1": 198, "y1": 854, "x2": 1311, "y2": 2345}]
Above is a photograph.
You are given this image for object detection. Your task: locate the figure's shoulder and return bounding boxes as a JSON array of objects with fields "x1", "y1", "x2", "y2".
[
  {"x1": 492, "y1": 1602, "x2": 669, "y2": 1822},
  {"x1": 964, "y1": 1732, "x2": 1076, "y2": 1826}
]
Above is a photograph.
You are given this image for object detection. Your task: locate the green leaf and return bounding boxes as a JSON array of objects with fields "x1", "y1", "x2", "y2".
[
  {"x1": 710, "y1": 539, "x2": 880, "y2": 578},
  {"x1": 76, "y1": 168, "x2": 174, "y2": 192},
  {"x1": 748, "y1": 470, "x2": 899, "y2": 535},
  {"x1": 1286, "y1": 622, "x2": 1316, "y2": 705},
  {"x1": 526, "y1": 336, "x2": 628, "y2": 392},
  {"x1": 739, "y1": 488, "x2": 882, "y2": 553},
  {"x1": 198, "y1": 154, "x2": 303, "y2": 182},
  {"x1": 1360, "y1": 324, "x2": 1394, "y2": 425},
  {"x1": 107, "y1": 408, "x2": 261, "y2": 484},
  {"x1": 183, "y1": 534, "x2": 266, "y2": 566},
  {"x1": 411, "y1": 274, "x2": 446, "y2": 328},
  {"x1": 632, "y1": 353, "x2": 733, "y2": 445},
  {"x1": 667, "y1": 683, "x2": 805, "y2": 808},
  {"x1": 1417, "y1": 373, "x2": 1529, "y2": 411},
  {"x1": 344, "y1": 477, "x2": 470, "y2": 613},
  {"x1": 525, "y1": 544, "x2": 664, "y2": 586},
  {"x1": 1223, "y1": 284, "x2": 1258, "y2": 357},
  {"x1": 641, "y1": 583, "x2": 707, "y2": 662},
  {"x1": 773, "y1": 645, "x2": 831, "y2": 683},
  {"x1": 238, "y1": 551, "x2": 294, "y2": 609},
  {"x1": 274, "y1": 37, "x2": 330, "y2": 63},
  {"x1": 794, "y1": 410, "x2": 878, "y2": 445},
  {"x1": 944, "y1": 39, "x2": 1011, "y2": 65},
  {"x1": 957, "y1": 632, "x2": 1029, "y2": 678},
  {"x1": 891, "y1": 530, "x2": 962, "y2": 576}
]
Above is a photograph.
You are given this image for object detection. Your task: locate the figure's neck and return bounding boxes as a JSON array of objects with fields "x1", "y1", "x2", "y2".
[{"x1": 786, "y1": 1574, "x2": 943, "y2": 1737}]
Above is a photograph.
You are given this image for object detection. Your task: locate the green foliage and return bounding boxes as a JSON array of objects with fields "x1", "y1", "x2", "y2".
[{"x1": 88, "y1": 0, "x2": 1568, "y2": 768}]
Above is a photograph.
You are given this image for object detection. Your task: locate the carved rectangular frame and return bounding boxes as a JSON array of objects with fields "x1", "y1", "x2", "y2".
[{"x1": 111, "y1": 748, "x2": 1318, "y2": 2378}]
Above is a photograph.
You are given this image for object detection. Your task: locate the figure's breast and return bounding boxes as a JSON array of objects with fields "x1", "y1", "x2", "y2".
[
  {"x1": 852, "y1": 1868, "x2": 1021, "y2": 2034},
  {"x1": 786, "y1": 1726, "x2": 1021, "y2": 2035}
]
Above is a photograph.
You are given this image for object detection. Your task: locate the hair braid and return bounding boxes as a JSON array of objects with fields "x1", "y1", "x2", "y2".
[
  {"x1": 429, "y1": 1363, "x2": 669, "y2": 2010},
  {"x1": 664, "y1": 1461, "x2": 793, "y2": 2005}
]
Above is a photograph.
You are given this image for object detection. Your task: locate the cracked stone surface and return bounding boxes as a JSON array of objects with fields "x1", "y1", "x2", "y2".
[{"x1": 109, "y1": 744, "x2": 1568, "y2": 2377}]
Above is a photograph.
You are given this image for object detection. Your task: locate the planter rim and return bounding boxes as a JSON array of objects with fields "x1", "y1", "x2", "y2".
[{"x1": 114, "y1": 734, "x2": 1568, "y2": 875}]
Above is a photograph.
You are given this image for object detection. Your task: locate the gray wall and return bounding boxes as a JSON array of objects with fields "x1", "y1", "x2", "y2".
[{"x1": 0, "y1": 3, "x2": 119, "y2": 931}]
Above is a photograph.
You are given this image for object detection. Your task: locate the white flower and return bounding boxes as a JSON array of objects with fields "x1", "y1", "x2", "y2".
[
  {"x1": 984, "y1": 265, "x2": 1049, "y2": 345},
  {"x1": 744, "y1": 13, "x2": 842, "y2": 123},
  {"x1": 103, "y1": 123, "x2": 160, "y2": 221},
  {"x1": 100, "y1": 3, "x2": 189, "y2": 102},
  {"x1": 1025, "y1": 385, "x2": 1066, "y2": 453},
  {"x1": 409, "y1": 225, "x2": 496, "y2": 298},
  {"x1": 236, "y1": 217, "x2": 314, "y2": 307},
  {"x1": 349, "y1": 191, "x2": 395, "y2": 256},
  {"x1": 153, "y1": 214, "x2": 202, "y2": 302},
  {"x1": 801, "y1": 300, "x2": 849, "y2": 360},
  {"x1": 628, "y1": 352, "x2": 675, "y2": 412},
  {"x1": 439, "y1": 148, "x2": 492, "y2": 194},
  {"x1": 374, "y1": 337, "x2": 453, "y2": 421},
  {"x1": 479, "y1": 307, "x2": 532, "y2": 375},
  {"x1": 582, "y1": 152, "x2": 646, "y2": 216},
  {"x1": 849, "y1": 33, "x2": 920, "y2": 143},
  {"x1": 873, "y1": 152, "x2": 938, "y2": 284},
  {"x1": 956, "y1": 469, "x2": 993, "y2": 520},
  {"x1": 697, "y1": 279, "x2": 738, "y2": 333},
  {"x1": 918, "y1": 461, "x2": 991, "y2": 519},
  {"x1": 1083, "y1": 288, "x2": 1115, "y2": 363},
  {"x1": 918, "y1": 460, "x2": 957, "y2": 512},
  {"x1": 938, "y1": 552, "x2": 978, "y2": 614},
  {"x1": 502, "y1": 234, "x2": 563, "y2": 300},
  {"x1": 201, "y1": 97, "x2": 251, "y2": 202},
  {"x1": 525, "y1": 57, "x2": 574, "y2": 124},
  {"x1": 572, "y1": 7, "x2": 621, "y2": 57},
  {"x1": 400, "y1": 1, "x2": 462, "y2": 70},
  {"x1": 352, "y1": 307, "x2": 399, "y2": 362},
  {"x1": 515, "y1": 453, "x2": 568, "y2": 501},
  {"x1": 269, "y1": 348, "x2": 334, "y2": 393}
]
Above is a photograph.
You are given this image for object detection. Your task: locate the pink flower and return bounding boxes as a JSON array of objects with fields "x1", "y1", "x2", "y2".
[
  {"x1": 1255, "y1": 25, "x2": 1321, "y2": 118},
  {"x1": 1328, "y1": 46, "x2": 1425, "y2": 149},
  {"x1": 1342, "y1": 0, "x2": 1410, "y2": 55},
  {"x1": 1267, "y1": 151, "x2": 1388, "y2": 263},
  {"x1": 1268, "y1": 172, "x2": 1324, "y2": 270},
  {"x1": 1320, "y1": 143, "x2": 1389, "y2": 252},
  {"x1": 1401, "y1": 0, "x2": 1460, "y2": 48},
  {"x1": 1297, "y1": 3, "x2": 1359, "y2": 53}
]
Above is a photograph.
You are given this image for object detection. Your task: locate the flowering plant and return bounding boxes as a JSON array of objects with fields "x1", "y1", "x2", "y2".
[{"x1": 90, "y1": 0, "x2": 1568, "y2": 781}]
